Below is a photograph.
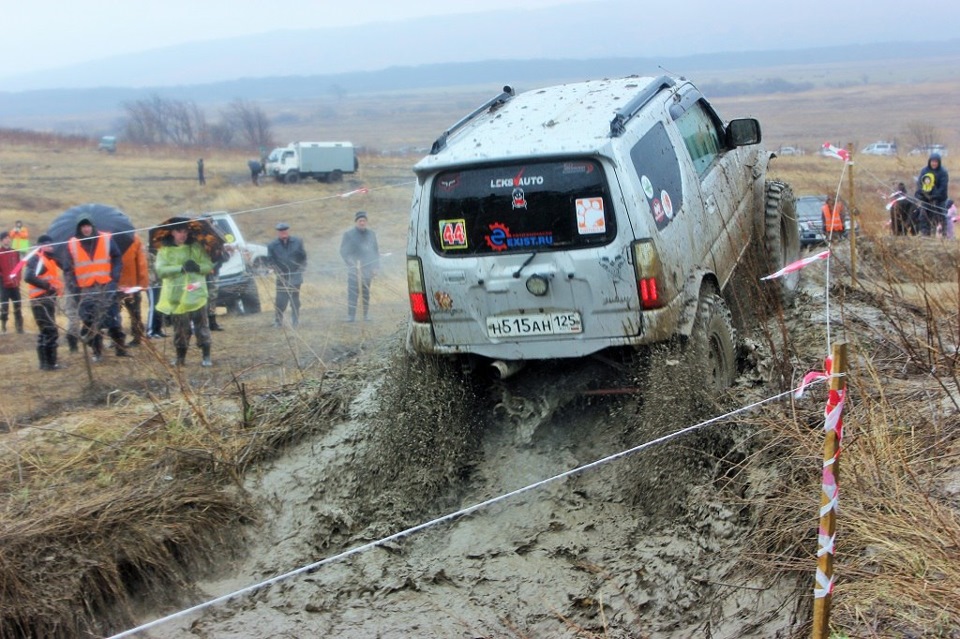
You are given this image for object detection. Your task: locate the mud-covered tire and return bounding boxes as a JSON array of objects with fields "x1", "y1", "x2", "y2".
[
  {"x1": 763, "y1": 180, "x2": 801, "y2": 305},
  {"x1": 238, "y1": 278, "x2": 261, "y2": 314},
  {"x1": 284, "y1": 171, "x2": 300, "y2": 184},
  {"x1": 689, "y1": 292, "x2": 737, "y2": 391}
]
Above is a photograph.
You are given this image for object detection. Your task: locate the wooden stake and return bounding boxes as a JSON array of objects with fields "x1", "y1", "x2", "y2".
[
  {"x1": 846, "y1": 143, "x2": 858, "y2": 286},
  {"x1": 812, "y1": 341, "x2": 848, "y2": 639}
]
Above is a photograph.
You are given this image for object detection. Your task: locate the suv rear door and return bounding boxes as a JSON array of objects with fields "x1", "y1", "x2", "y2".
[{"x1": 421, "y1": 159, "x2": 633, "y2": 354}]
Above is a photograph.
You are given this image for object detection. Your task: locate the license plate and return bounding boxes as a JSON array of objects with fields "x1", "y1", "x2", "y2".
[{"x1": 486, "y1": 311, "x2": 582, "y2": 338}]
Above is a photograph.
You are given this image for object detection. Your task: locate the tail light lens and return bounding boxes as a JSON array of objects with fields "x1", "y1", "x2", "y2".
[
  {"x1": 632, "y1": 240, "x2": 666, "y2": 310},
  {"x1": 407, "y1": 257, "x2": 431, "y2": 323}
]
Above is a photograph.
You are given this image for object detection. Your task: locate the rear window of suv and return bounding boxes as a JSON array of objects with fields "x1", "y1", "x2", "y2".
[{"x1": 429, "y1": 160, "x2": 616, "y2": 256}]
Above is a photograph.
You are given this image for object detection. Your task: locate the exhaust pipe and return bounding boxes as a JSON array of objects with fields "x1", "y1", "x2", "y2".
[{"x1": 490, "y1": 359, "x2": 526, "y2": 380}]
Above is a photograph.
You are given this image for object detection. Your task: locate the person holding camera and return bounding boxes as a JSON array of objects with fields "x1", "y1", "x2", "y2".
[{"x1": 154, "y1": 217, "x2": 215, "y2": 367}]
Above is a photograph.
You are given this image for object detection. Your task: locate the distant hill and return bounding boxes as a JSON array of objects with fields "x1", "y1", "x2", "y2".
[{"x1": 2, "y1": 41, "x2": 959, "y2": 133}]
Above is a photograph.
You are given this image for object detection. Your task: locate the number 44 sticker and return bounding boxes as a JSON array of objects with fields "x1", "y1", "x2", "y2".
[{"x1": 439, "y1": 219, "x2": 468, "y2": 250}]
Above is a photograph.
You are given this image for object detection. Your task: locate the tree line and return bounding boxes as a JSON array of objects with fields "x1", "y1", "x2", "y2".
[{"x1": 121, "y1": 95, "x2": 274, "y2": 149}]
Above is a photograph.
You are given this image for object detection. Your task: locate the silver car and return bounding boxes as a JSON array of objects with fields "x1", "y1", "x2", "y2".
[{"x1": 406, "y1": 76, "x2": 800, "y2": 383}]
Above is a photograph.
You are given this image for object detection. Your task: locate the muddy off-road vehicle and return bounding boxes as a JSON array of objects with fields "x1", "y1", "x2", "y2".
[{"x1": 405, "y1": 76, "x2": 800, "y2": 383}]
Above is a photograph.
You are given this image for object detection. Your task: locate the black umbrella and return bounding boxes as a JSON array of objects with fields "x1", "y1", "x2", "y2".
[
  {"x1": 46, "y1": 203, "x2": 137, "y2": 257},
  {"x1": 149, "y1": 215, "x2": 227, "y2": 263}
]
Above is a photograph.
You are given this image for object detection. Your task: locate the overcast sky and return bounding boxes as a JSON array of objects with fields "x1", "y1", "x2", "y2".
[
  {"x1": 0, "y1": 0, "x2": 593, "y2": 78},
  {"x1": 2, "y1": 0, "x2": 957, "y2": 84}
]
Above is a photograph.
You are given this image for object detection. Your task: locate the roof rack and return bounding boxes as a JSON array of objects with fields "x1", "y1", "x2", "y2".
[
  {"x1": 430, "y1": 85, "x2": 516, "y2": 155},
  {"x1": 609, "y1": 76, "x2": 676, "y2": 138}
]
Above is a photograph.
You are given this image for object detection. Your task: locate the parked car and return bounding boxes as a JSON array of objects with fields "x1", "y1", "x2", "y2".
[
  {"x1": 778, "y1": 146, "x2": 804, "y2": 156},
  {"x1": 909, "y1": 144, "x2": 948, "y2": 157},
  {"x1": 205, "y1": 212, "x2": 269, "y2": 313},
  {"x1": 97, "y1": 135, "x2": 117, "y2": 153},
  {"x1": 796, "y1": 195, "x2": 858, "y2": 248},
  {"x1": 861, "y1": 141, "x2": 898, "y2": 156},
  {"x1": 405, "y1": 75, "x2": 800, "y2": 385}
]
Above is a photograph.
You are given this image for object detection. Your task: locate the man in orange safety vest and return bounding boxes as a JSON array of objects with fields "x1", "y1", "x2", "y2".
[
  {"x1": 821, "y1": 195, "x2": 846, "y2": 240},
  {"x1": 64, "y1": 213, "x2": 127, "y2": 362}
]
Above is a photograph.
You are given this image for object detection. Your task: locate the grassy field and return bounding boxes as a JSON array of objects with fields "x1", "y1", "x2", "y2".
[{"x1": 0, "y1": 77, "x2": 959, "y2": 637}]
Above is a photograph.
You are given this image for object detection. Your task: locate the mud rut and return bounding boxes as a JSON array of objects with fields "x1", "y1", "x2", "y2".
[{"x1": 141, "y1": 338, "x2": 808, "y2": 638}]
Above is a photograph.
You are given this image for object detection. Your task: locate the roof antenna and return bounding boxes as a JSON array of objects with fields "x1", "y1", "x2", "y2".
[{"x1": 658, "y1": 64, "x2": 685, "y2": 82}]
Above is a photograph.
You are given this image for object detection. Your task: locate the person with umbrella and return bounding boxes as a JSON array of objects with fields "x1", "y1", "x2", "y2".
[
  {"x1": 153, "y1": 216, "x2": 215, "y2": 367},
  {"x1": 63, "y1": 212, "x2": 127, "y2": 362}
]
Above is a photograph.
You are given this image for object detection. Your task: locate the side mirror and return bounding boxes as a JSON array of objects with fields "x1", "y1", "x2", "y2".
[{"x1": 726, "y1": 118, "x2": 761, "y2": 147}]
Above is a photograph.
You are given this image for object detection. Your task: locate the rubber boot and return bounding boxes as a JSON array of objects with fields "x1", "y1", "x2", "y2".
[
  {"x1": 67, "y1": 334, "x2": 79, "y2": 353},
  {"x1": 37, "y1": 346, "x2": 48, "y2": 370},
  {"x1": 48, "y1": 346, "x2": 60, "y2": 370},
  {"x1": 91, "y1": 335, "x2": 103, "y2": 362},
  {"x1": 175, "y1": 346, "x2": 187, "y2": 367},
  {"x1": 15, "y1": 314, "x2": 23, "y2": 334},
  {"x1": 1, "y1": 319, "x2": 6, "y2": 333},
  {"x1": 201, "y1": 345, "x2": 212, "y2": 367},
  {"x1": 209, "y1": 315, "x2": 224, "y2": 331}
]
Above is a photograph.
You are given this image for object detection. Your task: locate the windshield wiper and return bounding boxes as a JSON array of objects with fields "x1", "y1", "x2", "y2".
[{"x1": 513, "y1": 252, "x2": 538, "y2": 278}]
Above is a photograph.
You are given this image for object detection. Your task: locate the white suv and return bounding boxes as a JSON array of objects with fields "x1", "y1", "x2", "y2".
[
  {"x1": 861, "y1": 141, "x2": 898, "y2": 156},
  {"x1": 205, "y1": 212, "x2": 269, "y2": 314},
  {"x1": 405, "y1": 76, "x2": 800, "y2": 383}
]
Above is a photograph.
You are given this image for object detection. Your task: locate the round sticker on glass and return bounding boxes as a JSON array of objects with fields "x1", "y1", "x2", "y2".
[
  {"x1": 661, "y1": 190, "x2": 674, "y2": 219},
  {"x1": 641, "y1": 175, "x2": 654, "y2": 200}
]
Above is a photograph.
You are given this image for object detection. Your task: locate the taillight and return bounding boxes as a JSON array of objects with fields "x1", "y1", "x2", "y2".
[
  {"x1": 632, "y1": 240, "x2": 666, "y2": 310},
  {"x1": 407, "y1": 257, "x2": 431, "y2": 323}
]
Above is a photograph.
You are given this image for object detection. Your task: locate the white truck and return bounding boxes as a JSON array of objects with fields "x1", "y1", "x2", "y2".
[{"x1": 265, "y1": 141, "x2": 358, "y2": 183}]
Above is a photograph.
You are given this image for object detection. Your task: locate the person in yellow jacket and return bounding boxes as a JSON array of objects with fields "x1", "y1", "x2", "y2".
[
  {"x1": 9, "y1": 220, "x2": 30, "y2": 257},
  {"x1": 119, "y1": 234, "x2": 150, "y2": 346},
  {"x1": 23, "y1": 234, "x2": 64, "y2": 370},
  {"x1": 154, "y1": 217, "x2": 215, "y2": 367}
]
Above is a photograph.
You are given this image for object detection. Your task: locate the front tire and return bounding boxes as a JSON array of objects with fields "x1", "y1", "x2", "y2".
[
  {"x1": 238, "y1": 278, "x2": 261, "y2": 314},
  {"x1": 285, "y1": 171, "x2": 300, "y2": 184}
]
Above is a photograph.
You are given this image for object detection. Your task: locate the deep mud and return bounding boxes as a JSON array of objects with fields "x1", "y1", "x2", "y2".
[{"x1": 132, "y1": 295, "x2": 822, "y2": 639}]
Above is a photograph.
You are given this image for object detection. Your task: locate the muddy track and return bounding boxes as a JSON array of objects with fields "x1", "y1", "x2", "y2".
[{"x1": 136, "y1": 326, "x2": 810, "y2": 639}]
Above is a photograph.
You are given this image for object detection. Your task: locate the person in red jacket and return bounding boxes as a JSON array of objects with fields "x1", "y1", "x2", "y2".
[{"x1": 0, "y1": 231, "x2": 24, "y2": 334}]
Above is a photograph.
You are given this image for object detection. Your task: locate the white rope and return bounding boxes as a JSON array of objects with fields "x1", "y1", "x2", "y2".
[{"x1": 104, "y1": 379, "x2": 824, "y2": 639}]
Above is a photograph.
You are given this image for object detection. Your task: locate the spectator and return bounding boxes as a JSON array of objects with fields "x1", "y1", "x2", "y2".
[
  {"x1": 197, "y1": 158, "x2": 206, "y2": 186},
  {"x1": 9, "y1": 220, "x2": 30, "y2": 257},
  {"x1": 154, "y1": 217, "x2": 214, "y2": 367},
  {"x1": 0, "y1": 231, "x2": 24, "y2": 333},
  {"x1": 63, "y1": 213, "x2": 127, "y2": 362},
  {"x1": 821, "y1": 194, "x2": 846, "y2": 240},
  {"x1": 119, "y1": 233, "x2": 149, "y2": 346},
  {"x1": 339, "y1": 211, "x2": 380, "y2": 322},
  {"x1": 145, "y1": 250, "x2": 168, "y2": 338},
  {"x1": 914, "y1": 152, "x2": 949, "y2": 236},
  {"x1": 22, "y1": 234, "x2": 64, "y2": 370},
  {"x1": 248, "y1": 159, "x2": 262, "y2": 186},
  {"x1": 890, "y1": 183, "x2": 913, "y2": 236},
  {"x1": 267, "y1": 222, "x2": 307, "y2": 328}
]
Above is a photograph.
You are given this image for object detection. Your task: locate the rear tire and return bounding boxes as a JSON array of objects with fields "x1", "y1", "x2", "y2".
[
  {"x1": 689, "y1": 291, "x2": 737, "y2": 391},
  {"x1": 331, "y1": 169, "x2": 343, "y2": 182},
  {"x1": 763, "y1": 180, "x2": 801, "y2": 306}
]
